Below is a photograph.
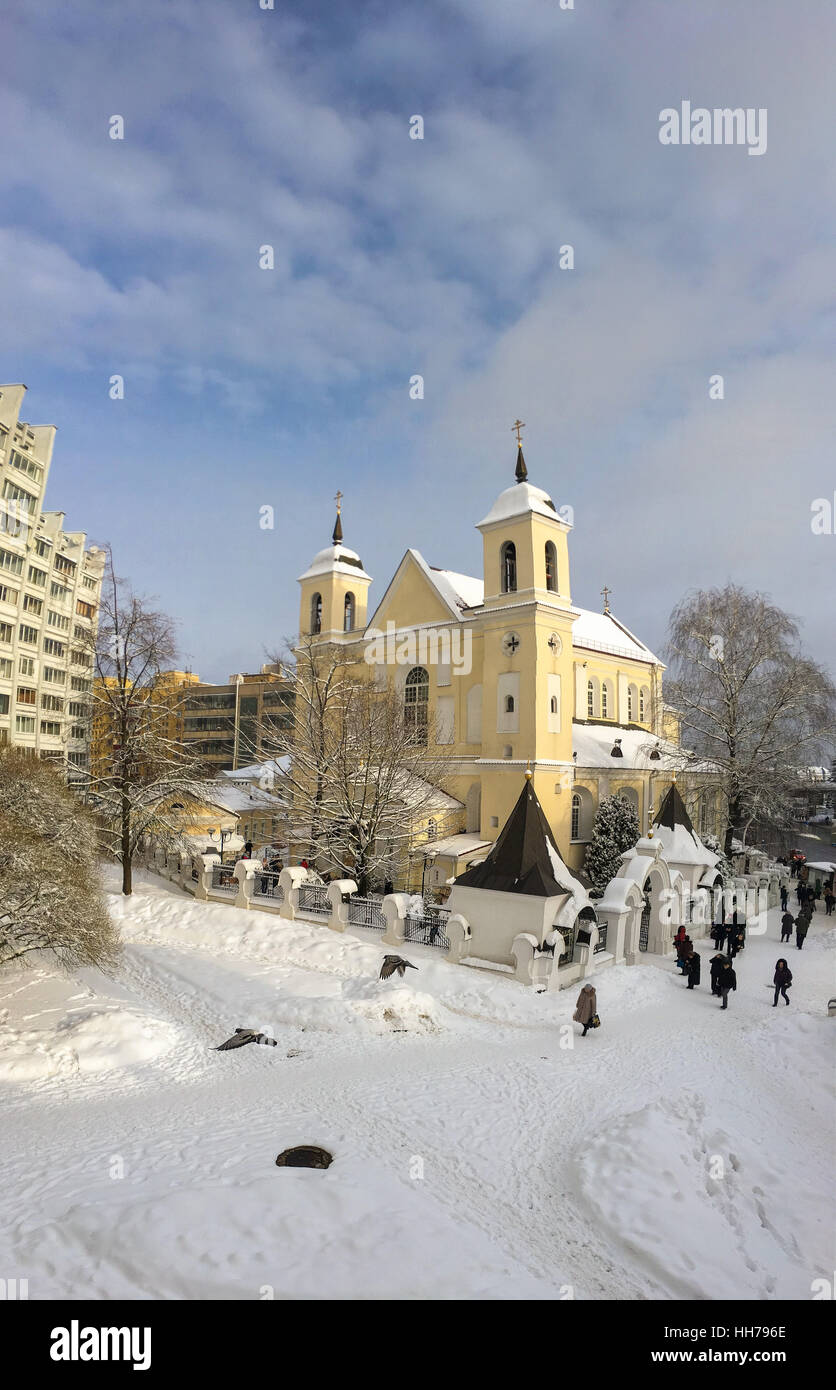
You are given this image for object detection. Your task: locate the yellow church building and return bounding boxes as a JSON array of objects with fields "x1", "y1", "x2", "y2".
[{"x1": 296, "y1": 436, "x2": 721, "y2": 886}]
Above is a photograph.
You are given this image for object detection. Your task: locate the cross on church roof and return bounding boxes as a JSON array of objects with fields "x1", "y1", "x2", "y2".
[
  {"x1": 601, "y1": 585, "x2": 611, "y2": 614},
  {"x1": 511, "y1": 418, "x2": 525, "y2": 447}
]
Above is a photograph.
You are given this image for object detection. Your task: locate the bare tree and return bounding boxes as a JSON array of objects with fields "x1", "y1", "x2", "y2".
[
  {"x1": 78, "y1": 550, "x2": 207, "y2": 895},
  {"x1": 664, "y1": 585, "x2": 836, "y2": 855},
  {"x1": 260, "y1": 637, "x2": 455, "y2": 891},
  {"x1": 0, "y1": 750, "x2": 119, "y2": 970}
]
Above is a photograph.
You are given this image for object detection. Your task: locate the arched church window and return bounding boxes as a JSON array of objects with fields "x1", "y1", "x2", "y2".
[
  {"x1": 601, "y1": 683, "x2": 609, "y2": 718},
  {"x1": 571, "y1": 793, "x2": 581, "y2": 840},
  {"x1": 505, "y1": 695, "x2": 515, "y2": 713},
  {"x1": 404, "y1": 666, "x2": 429, "y2": 744},
  {"x1": 311, "y1": 592, "x2": 322, "y2": 635},
  {"x1": 500, "y1": 541, "x2": 517, "y2": 594},
  {"x1": 545, "y1": 541, "x2": 557, "y2": 592},
  {"x1": 639, "y1": 688, "x2": 645, "y2": 722},
  {"x1": 627, "y1": 684, "x2": 637, "y2": 721},
  {"x1": 344, "y1": 592, "x2": 355, "y2": 632},
  {"x1": 550, "y1": 695, "x2": 558, "y2": 715},
  {"x1": 587, "y1": 679, "x2": 595, "y2": 718}
]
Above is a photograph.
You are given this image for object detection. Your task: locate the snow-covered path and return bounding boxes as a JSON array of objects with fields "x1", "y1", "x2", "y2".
[{"x1": 1, "y1": 869, "x2": 833, "y2": 1300}]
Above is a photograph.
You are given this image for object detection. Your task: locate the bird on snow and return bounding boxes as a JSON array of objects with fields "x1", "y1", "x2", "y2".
[
  {"x1": 215, "y1": 1027, "x2": 278, "y2": 1051},
  {"x1": 379, "y1": 955, "x2": 418, "y2": 981}
]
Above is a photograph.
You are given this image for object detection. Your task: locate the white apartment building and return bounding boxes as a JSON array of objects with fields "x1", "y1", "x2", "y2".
[{"x1": 0, "y1": 384, "x2": 105, "y2": 784}]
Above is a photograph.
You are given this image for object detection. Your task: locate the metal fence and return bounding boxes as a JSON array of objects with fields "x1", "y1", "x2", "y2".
[
  {"x1": 211, "y1": 863, "x2": 238, "y2": 893},
  {"x1": 404, "y1": 907, "x2": 450, "y2": 950},
  {"x1": 297, "y1": 882, "x2": 330, "y2": 916},
  {"x1": 555, "y1": 925, "x2": 576, "y2": 964},
  {"x1": 347, "y1": 895, "x2": 386, "y2": 931},
  {"x1": 254, "y1": 871, "x2": 284, "y2": 903}
]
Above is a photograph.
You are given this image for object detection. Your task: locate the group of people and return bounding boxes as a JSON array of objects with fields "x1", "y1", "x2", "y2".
[
  {"x1": 779, "y1": 881, "x2": 820, "y2": 949},
  {"x1": 674, "y1": 924, "x2": 739, "y2": 1008}
]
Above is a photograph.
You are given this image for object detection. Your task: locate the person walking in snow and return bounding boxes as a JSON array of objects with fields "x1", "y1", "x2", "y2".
[
  {"x1": 684, "y1": 948, "x2": 701, "y2": 990},
  {"x1": 573, "y1": 983, "x2": 598, "y2": 1037},
  {"x1": 675, "y1": 933, "x2": 693, "y2": 972},
  {"x1": 710, "y1": 912, "x2": 726, "y2": 951},
  {"x1": 795, "y1": 917, "x2": 810, "y2": 950},
  {"x1": 673, "y1": 924, "x2": 687, "y2": 954},
  {"x1": 709, "y1": 953, "x2": 726, "y2": 997},
  {"x1": 796, "y1": 880, "x2": 805, "y2": 905},
  {"x1": 718, "y1": 959, "x2": 737, "y2": 1009},
  {"x1": 780, "y1": 910, "x2": 795, "y2": 943},
  {"x1": 780, "y1": 884, "x2": 789, "y2": 912},
  {"x1": 825, "y1": 888, "x2": 835, "y2": 916},
  {"x1": 772, "y1": 959, "x2": 792, "y2": 1007},
  {"x1": 726, "y1": 920, "x2": 740, "y2": 958}
]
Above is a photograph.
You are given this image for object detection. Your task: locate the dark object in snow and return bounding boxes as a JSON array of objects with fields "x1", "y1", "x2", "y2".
[
  {"x1": 379, "y1": 954, "x2": 418, "y2": 980},
  {"x1": 215, "y1": 1027, "x2": 278, "y2": 1051},
  {"x1": 275, "y1": 1146, "x2": 333, "y2": 1169}
]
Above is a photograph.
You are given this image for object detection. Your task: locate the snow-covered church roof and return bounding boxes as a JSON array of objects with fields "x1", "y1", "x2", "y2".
[
  {"x1": 572, "y1": 608, "x2": 661, "y2": 664},
  {"x1": 297, "y1": 543, "x2": 372, "y2": 583},
  {"x1": 477, "y1": 480, "x2": 561, "y2": 528},
  {"x1": 650, "y1": 781, "x2": 719, "y2": 869}
]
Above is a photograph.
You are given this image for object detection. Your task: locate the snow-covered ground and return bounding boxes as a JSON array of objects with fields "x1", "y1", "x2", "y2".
[{"x1": 1, "y1": 867, "x2": 833, "y2": 1301}]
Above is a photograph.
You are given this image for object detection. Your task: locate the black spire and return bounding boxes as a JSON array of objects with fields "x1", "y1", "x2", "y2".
[
  {"x1": 455, "y1": 772, "x2": 583, "y2": 896},
  {"x1": 332, "y1": 510, "x2": 343, "y2": 544},
  {"x1": 515, "y1": 446, "x2": 528, "y2": 483},
  {"x1": 654, "y1": 779, "x2": 696, "y2": 835}
]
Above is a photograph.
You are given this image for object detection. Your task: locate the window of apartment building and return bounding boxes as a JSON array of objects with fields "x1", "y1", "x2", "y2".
[
  {"x1": 71, "y1": 649, "x2": 91, "y2": 667},
  {"x1": 76, "y1": 599, "x2": 95, "y2": 619},
  {"x1": 34, "y1": 538, "x2": 51, "y2": 558},
  {"x1": 73, "y1": 624, "x2": 88, "y2": 640},
  {"x1": 19, "y1": 624, "x2": 39, "y2": 645},
  {"x1": 15, "y1": 715, "x2": 35, "y2": 733},
  {"x1": 23, "y1": 594, "x2": 43, "y2": 616},
  {"x1": 18, "y1": 656, "x2": 35, "y2": 676},
  {"x1": 0, "y1": 621, "x2": 13, "y2": 644},
  {"x1": 0, "y1": 658, "x2": 11, "y2": 678},
  {"x1": 43, "y1": 666, "x2": 65, "y2": 685},
  {"x1": 16, "y1": 687, "x2": 37, "y2": 704},
  {"x1": 53, "y1": 554, "x2": 77, "y2": 577},
  {"x1": 0, "y1": 548, "x2": 24, "y2": 577},
  {"x1": 47, "y1": 609, "x2": 70, "y2": 630},
  {"x1": 43, "y1": 637, "x2": 65, "y2": 657},
  {"x1": 40, "y1": 720, "x2": 62, "y2": 737},
  {"x1": 0, "y1": 693, "x2": 9, "y2": 715},
  {"x1": 185, "y1": 694, "x2": 236, "y2": 711},
  {"x1": 82, "y1": 574, "x2": 97, "y2": 590},
  {"x1": 27, "y1": 566, "x2": 47, "y2": 588},
  {"x1": 68, "y1": 700, "x2": 86, "y2": 717},
  {"x1": 41, "y1": 694, "x2": 63, "y2": 712},
  {"x1": 240, "y1": 696, "x2": 258, "y2": 715},
  {"x1": 71, "y1": 724, "x2": 86, "y2": 740},
  {"x1": 2, "y1": 478, "x2": 37, "y2": 512},
  {"x1": 70, "y1": 676, "x2": 90, "y2": 692},
  {"x1": 0, "y1": 584, "x2": 18, "y2": 605},
  {"x1": 68, "y1": 751, "x2": 89, "y2": 768},
  {"x1": 50, "y1": 581, "x2": 71, "y2": 601},
  {"x1": 10, "y1": 450, "x2": 43, "y2": 484}
]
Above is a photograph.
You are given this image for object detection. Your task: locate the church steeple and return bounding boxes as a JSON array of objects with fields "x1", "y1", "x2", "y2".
[
  {"x1": 332, "y1": 490, "x2": 344, "y2": 544},
  {"x1": 511, "y1": 419, "x2": 528, "y2": 482}
]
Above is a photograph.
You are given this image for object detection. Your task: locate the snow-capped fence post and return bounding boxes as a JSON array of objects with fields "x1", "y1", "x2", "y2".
[
  {"x1": 326, "y1": 879, "x2": 357, "y2": 933},
  {"x1": 381, "y1": 893, "x2": 410, "y2": 947},
  {"x1": 279, "y1": 866, "x2": 308, "y2": 921},
  {"x1": 444, "y1": 913, "x2": 471, "y2": 964},
  {"x1": 193, "y1": 854, "x2": 217, "y2": 901},
  {"x1": 511, "y1": 932, "x2": 539, "y2": 985},
  {"x1": 234, "y1": 859, "x2": 260, "y2": 910}
]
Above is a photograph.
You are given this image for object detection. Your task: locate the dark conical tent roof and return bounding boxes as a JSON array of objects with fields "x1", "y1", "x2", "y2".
[
  {"x1": 332, "y1": 508, "x2": 344, "y2": 544},
  {"x1": 654, "y1": 780, "x2": 696, "y2": 836},
  {"x1": 455, "y1": 774, "x2": 584, "y2": 897},
  {"x1": 515, "y1": 445, "x2": 528, "y2": 483}
]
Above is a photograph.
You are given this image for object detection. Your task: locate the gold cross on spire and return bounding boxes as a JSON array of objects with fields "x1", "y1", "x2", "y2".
[
  {"x1": 334, "y1": 489, "x2": 343, "y2": 515},
  {"x1": 601, "y1": 585, "x2": 611, "y2": 614},
  {"x1": 511, "y1": 418, "x2": 526, "y2": 447}
]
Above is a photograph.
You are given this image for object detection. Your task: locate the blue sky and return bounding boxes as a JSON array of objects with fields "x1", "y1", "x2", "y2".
[{"x1": 2, "y1": 0, "x2": 834, "y2": 680}]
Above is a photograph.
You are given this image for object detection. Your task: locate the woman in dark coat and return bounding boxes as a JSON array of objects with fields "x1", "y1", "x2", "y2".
[
  {"x1": 675, "y1": 934, "x2": 693, "y2": 971},
  {"x1": 795, "y1": 917, "x2": 810, "y2": 950},
  {"x1": 709, "y1": 953, "x2": 726, "y2": 996},
  {"x1": 685, "y1": 949, "x2": 701, "y2": 990},
  {"x1": 780, "y1": 911, "x2": 795, "y2": 943},
  {"x1": 773, "y1": 959, "x2": 792, "y2": 1006},
  {"x1": 718, "y1": 959, "x2": 737, "y2": 1009}
]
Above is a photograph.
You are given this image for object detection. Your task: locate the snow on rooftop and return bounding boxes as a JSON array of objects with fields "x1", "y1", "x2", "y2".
[
  {"x1": 430, "y1": 568, "x2": 485, "y2": 611},
  {"x1": 572, "y1": 608, "x2": 660, "y2": 663},
  {"x1": 477, "y1": 481, "x2": 561, "y2": 528},
  {"x1": 297, "y1": 544, "x2": 372, "y2": 583},
  {"x1": 573, "y1": 725, "x2": 683, "y2": 770}
]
